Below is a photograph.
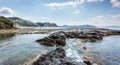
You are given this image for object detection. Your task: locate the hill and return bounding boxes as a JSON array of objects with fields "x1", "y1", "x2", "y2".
[
  {"x1": 0, "y1": 16, "x2": 14, "y2": 29},
  {"x1": 60, "y1": 25, "x2": 96, "y2": 28},
  {"x1": 36, "y1": 22, "x2": 57, "y2": 27},
  {"x1": 8, "y1": 17, "x2": 39, "y2": 27},
  {"x1": 78, "y1": 25, "x2": 96, "y2": 28}
]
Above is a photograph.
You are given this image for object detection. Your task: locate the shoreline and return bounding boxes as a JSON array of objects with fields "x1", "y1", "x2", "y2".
[
  {"x1": 30, "y1": 28, "x2": 120, "y2": 65},
  {"x1": 0, "y1": 28, "x2": 120, "y2": 65},
  {"x1": 0, "y1": 27, "x2": 120, "y2": 34},
  {"x1": 0, "y1": 28, "x2": 63, "y2": 34}
]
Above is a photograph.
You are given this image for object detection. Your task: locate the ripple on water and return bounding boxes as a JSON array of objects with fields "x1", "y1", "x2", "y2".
[
  {"x1": 85, "y1": 35, "x2": 120, "y2": 65},
  {"x1": 0, "y1": 34, "x2": 56, "y2": 65}
]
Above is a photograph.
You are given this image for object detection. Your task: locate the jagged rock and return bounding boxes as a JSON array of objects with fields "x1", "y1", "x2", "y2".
[
  {"x1": 32, "y1": 48, "x2": 78, "y2": 65},
  {"x1": 36, "y1": 28, "x2": 120, "y2": 46}
]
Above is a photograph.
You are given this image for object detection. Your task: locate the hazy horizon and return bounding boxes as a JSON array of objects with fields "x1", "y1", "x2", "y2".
[{"x1": 0, "y1": 0, "x2": 120, "y2": 26}]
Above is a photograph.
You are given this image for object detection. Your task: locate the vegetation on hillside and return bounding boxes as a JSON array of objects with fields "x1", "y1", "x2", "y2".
[
  {"x1": 0, "y1": 16, "x2": 14, "y2": 29},
  {"x1": 36, "y1": 22, "x2": 57, "y2": 27},
  {"x1": 8, "y1": 17, "x2": 39, "y2": 27}
]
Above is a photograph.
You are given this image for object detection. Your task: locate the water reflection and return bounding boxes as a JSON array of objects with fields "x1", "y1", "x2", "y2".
[
  {"x1": 0, "y1": 33, "x2": 15, "y2": 40},
  {"x1": 85, "y1": 35, "x2": 120, "y2": 65},
  {"x1": 0, "y1": 34, "x2": 56, "y2": 65}
]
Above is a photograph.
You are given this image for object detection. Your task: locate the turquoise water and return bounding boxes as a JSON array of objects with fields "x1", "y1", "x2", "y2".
[{"x1": 0, "y1": 34, "x2": 56, "y2": 65}]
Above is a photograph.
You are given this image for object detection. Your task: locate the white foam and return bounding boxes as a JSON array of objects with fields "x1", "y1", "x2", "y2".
[{"x1": 65, "y1": 39, "x2": 83, "y2": 62}]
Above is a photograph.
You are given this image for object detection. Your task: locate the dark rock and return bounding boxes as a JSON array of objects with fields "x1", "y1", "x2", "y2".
[
  {"x1": 83, "y1": 47, "x2": 87, "y2": 50},
  {"x1": 83, "y1": 61, "x2": 92, "y2": 65},
  {"x1": 32, "y1": 48, "x2": 77, "y2": 65},
  {"x1": 36, "y1": 28, "x2": 120, "y2": 46}
]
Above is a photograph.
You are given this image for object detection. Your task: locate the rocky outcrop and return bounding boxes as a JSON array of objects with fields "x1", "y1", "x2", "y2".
[
  {"x1": 32, "y1": 48, "x2": 81, "y2": 65},
  {"x1": 32, "y1": 47, "x2": 105, "y2": 65},
  {"x1": 36, "y1": 28, "x2": 120, "y2": 46}
]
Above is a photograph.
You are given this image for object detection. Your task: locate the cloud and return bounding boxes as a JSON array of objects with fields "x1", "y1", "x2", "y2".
[
  {"x1": 94, "y1": 15, "x2": 105, "y2": 20},
  {"x1": 46, "y1": 1, "x2": 78, "y2": 8},
  {"x1": 74, "y1": 10, "x2": 80, "y2": 14},
  {"x1": 0, "y1": 7, "x2": 15, "y2": 17},
  {"x1": 112, "y1": 14, "x2": 120, "y2": 19},
  {"x1": 46, "y1": 0, "x2": 104, "y2": 14},
  {"x1": 0, "y1": 7, "x2": 15, "y2": 15},
  {"x1": 87, "y1": 0, "x2": 104, "y2": 2},
  {"x1": 39, "y1": 17, "x2": 53, "y2": 20},
  {"x1": 46, "y1": 0, "x2": 104, "y2": 8},
  {"x1": 90, "y1": 14, "x2": 120, "y2": 26},
  {"x1": 110, "y1": 0, "x2": 120, "y2": 8},
  {"x1": 39, "y1": 17, "x2": 55, "y2": 22}
]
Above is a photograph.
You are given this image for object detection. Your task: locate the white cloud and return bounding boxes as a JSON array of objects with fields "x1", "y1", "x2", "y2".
[
  {"x1": 46, "y1": 0, "x2": 104, "y2": 8},
  {"x1": 110, "y1": 0, "x2": 120, "y2": 8},
  {"x1": 56, "y1": 14, "x2": 120, "y2": 26},
  {"x1": 39, "y1": 17, "x2": 55, "y2": 22},
  {"x1": 46, "y1": 1, "x2": 78, "y2": 8},
  {"x1": 0, "y1": 7, "x2": 15, "y2": 17},
  {"x1": 112, "y1": 14, "x2": 120, "y2": 19},
  {"x1": 87, "y1": 0, "x2": 104, "y2": 2},
  {"x1": 74, "y1": 10, "x2": 80, "y2": 14},
  {"x1": 39, "y1": 17, "x2": 53, "y2": 20},
  {"x1": 0, "y1": 7, "x2": 15, "y2": 15},
  {"x1": 94, "y1": 16, "x2": 105, "y2": 20},
  {"x1": 90, "y1": 14, "x2": 120, "y2": 26},
  {"x1": 46, "y1": 0, "x2": 104, "y2": 14}
]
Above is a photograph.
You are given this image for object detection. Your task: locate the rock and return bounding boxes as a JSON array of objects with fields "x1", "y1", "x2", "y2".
[
  {"x1": 36, "y1": 28, "x2": 120, "y2": 46},
  {"x1": 83, "y1": 61, "x2": 92, "y2": 65},
  {"x1": 32, "y1": 48, "x2": 78, "y2": 65},
  {"x1": 83, "y1": 47, "x2": 87, "y2": 50},
  {"x1": 82, "y1": 56, "x2": 92, "y2": 61}
]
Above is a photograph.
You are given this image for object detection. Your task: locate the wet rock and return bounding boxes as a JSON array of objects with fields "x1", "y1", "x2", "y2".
[
  {"x1": 83, "y1": 47, "x2": 87, "y2": 50},
  {"x1": 32, "y1": 48, "x2": 78, "y2": 65},
  {"x1": 83, "y1": 61, "x2": 92, "y2": 65},
  {"x1": 36, "y1": 28, "x2": 120, "y2": 46}
]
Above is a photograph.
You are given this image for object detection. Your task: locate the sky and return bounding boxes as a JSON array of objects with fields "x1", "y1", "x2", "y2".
[{"x1": 0, "y1": 0, "x2": 120, "y2": 26}]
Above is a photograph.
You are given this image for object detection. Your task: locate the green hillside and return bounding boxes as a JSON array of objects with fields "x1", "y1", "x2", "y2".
[
  {"x1": 0, "y1": 16, "x2": 14, "y2": 29},
  {"x1": 8, "y1": 17, "x2": 39, "y2": 27},
  {"x1": 36, "y1": 22, "x2": 57, "y2": 27}
]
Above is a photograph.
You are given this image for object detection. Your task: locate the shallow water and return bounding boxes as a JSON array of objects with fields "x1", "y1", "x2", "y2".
[
  {"x1": 0, "y1": 34, "x2": 56, "y2": 65},
  {"x1": 85, "y1": 35, "x2": 120, "y2": 65},
  {"x1": 0, "y1": 33, "x2": 120, "y2": 65}
]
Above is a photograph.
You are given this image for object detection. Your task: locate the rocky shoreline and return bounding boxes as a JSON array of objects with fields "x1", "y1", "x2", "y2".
[
  {"x1": 32, "y1": 28, "x2": 120, "y2": 65},
  {"x1": 31, "y1": 46, "x2": 105, "y2": 65},
  {"x1": 1, "y1": 28, "x2": 119, "y2": 65},
  {"x1": 36, "y1": 28, "x2": 120, "y2": 46},
  {"x1": 0, "y1": 28, "x2": 62, "y2": 34},
  {"x1": 32, "y1": 47, "x2": 81, "y2": 65}
]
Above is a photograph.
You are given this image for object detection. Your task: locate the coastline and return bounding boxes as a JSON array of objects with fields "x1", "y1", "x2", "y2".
[
  {"x1": 0, "y1": 28, "x2": 63, "y2": 34},
  {"x1": 30, "y1": 28, "x2": 120, "y2": 65},
  {"x1": 0, "y1": 28, "x2": 120, "y2": 65}
]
